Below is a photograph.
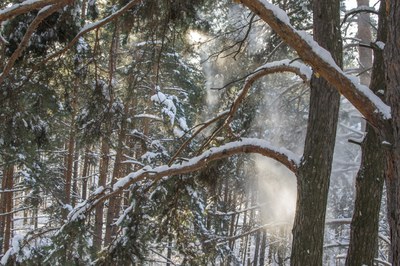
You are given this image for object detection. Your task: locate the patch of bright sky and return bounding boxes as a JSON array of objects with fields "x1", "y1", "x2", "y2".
[{"x1": 345, "y1": 0, "x2": 357, "y2": 9}]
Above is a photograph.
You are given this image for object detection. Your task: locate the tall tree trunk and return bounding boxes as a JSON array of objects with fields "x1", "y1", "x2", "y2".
[
  {"x1": 72, "y1": 146, "x2": 79, "y2": 207},
  {"x1": 0, "y1": 170, "x2": 6, "y2": 253},
  {"x1": 291, "y1": 0, "x2": 342, "y2": 265},
  {"x1": 356, "y1": 0, "x2": 372, "y2": 86},
  {"x1": 93, "y1": 137, "x2": 110, "y2": 250},
  {"x1": 81, "y1": 146, "x2": 91, "y2": 200},
  {"x1": 345, "y1": 1, "x2": 386, "y2": 265},
  {"x1": 259, "y1": 230, "x2": 267, "y2": 266},
  {"x1": 1, "y1": 165, "x2": 14, "y2": 253},
  {"x1": 384, "y1": 0, "x2": 400, "y2": 264},
  {"x1": 104, "y1": 111, "x2": 127, "y2": 245},
  {"x1": 253, "y1": 230, "x2": 261, "y2": 266},
  {"x1": 63, "y1": 82, "x2": 77, "y2": 219}
]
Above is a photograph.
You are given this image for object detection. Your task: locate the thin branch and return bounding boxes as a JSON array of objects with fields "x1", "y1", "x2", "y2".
[
  {"x1": 167, "y1": 110, "x2": 229, "y2": 165},
  {"x1": 216, "y1": 221, "x2": 291, "y2": 244},
  {"x1": 200, "y1": 15, "x2": 259, "y2": 63},
  {"x1": 0, "y1": 206, "x2": 32, "y2": 217},
  {"x1": 230, "y1": 13, "x2": 256, "y2": 60},
  {"x1": 149, "y1": 248, "x2": 177, "y2": 266}
]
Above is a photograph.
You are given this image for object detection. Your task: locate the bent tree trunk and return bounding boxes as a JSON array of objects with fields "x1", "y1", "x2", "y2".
[
  {"x1": 291, "y1": 0, "x2": 342, "y2": 265},
  {"x1": 345, "y1": 1, "x2": 386, "y2": 265}
]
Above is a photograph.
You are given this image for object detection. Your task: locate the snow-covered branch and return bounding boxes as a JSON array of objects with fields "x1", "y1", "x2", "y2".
[
  {"x1": 0, "y1": 0, "x2": 64, "y2": 22},
  {"x1": 67, "y1": 138, "x2": 299, "y2": 222},
  {"x1": 342, "y1": 6, "x2": 378, "y2": 25},
  {"x1": 230, "y1": 59, "x2": 311, "y2": 119},
  {"x1": 0, "y1": 2, "x2": 68, "y2": 84},
  {"x1": 201, "y1": 59, "x2": 311, "y2": 149},
  {"x1": 241, "y1": 0, "x2": 391, "y2": 129}
]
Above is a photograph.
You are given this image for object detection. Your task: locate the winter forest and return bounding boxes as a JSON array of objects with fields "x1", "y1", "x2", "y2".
[{"x1": 0, "y1": 0, "x2": 400, "y2": 265}]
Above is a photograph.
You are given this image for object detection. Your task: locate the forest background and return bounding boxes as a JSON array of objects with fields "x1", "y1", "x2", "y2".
[{"x1": 0, "y1": 0, "x2": 397, "y2": 265}]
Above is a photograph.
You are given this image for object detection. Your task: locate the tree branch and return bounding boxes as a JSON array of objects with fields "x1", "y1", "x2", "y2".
[
  {"x1": 67, "y1": 138, "x2": 299, "y2": 222},
  {"x1": 200, "y1": 59, "x2": 311, "y2": 151},
  {"x1": 341, "y1": 6, "x2": 379, "y2": 26},
  {"x1": 0, "y1": 0, "x2": 63, "y2": 22},
  {"x1": 0, "y1": 2, "x2": 70, "y2": 84},
  {"x1": 240, "y1": 0, "x2": 390, "y2": 130},
  {"x1": 42, "y1": 0, "x2": 142, "y2": 64}
]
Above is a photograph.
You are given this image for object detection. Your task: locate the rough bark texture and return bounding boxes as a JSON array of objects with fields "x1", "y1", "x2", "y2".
[
  {"x1": 345, "y1": 2, "x2": 386, "y2": 265},
  {"x1": 290, "y1": 0, "x2": 342, "y2": 265},
  {"x1": 385, "y1": 0, "x2": 400, "y2": 264}
]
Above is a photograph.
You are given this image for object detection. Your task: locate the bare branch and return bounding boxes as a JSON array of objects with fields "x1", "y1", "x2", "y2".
[{"x1": 240, "y1": 0, "x2": 390, "y2": 130}]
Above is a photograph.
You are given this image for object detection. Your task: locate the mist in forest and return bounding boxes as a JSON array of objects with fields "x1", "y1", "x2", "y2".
[{"x1": 253, "y1": 155, "x2": 297, "y2": 224}]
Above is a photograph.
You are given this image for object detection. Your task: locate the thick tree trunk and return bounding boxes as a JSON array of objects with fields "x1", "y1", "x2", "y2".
[
  {"x1": 345, "y1": 1, "x2": 386, "y2": 265},
  {"x1": 290, "y1": 0, "x2": 342, "y2": 265},
  {"x1": 384, "y1": 0, "x2": 400, "y2": 264}
]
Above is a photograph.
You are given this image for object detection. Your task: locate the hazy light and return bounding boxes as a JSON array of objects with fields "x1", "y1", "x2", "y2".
[{"x1": 254, "y1": 155, "x2": 297, "y2": 223}]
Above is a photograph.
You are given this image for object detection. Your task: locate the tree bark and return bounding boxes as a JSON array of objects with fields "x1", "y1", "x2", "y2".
[
  {"x1": 384, "y1": 0, "x2": 400, "y2": 264},
  {"x1": 345, "y1": 1, "x2": 386, "y2": 265},
  {"x1": 291, "y1": 0, "x2": 342, "y2": 265}
]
